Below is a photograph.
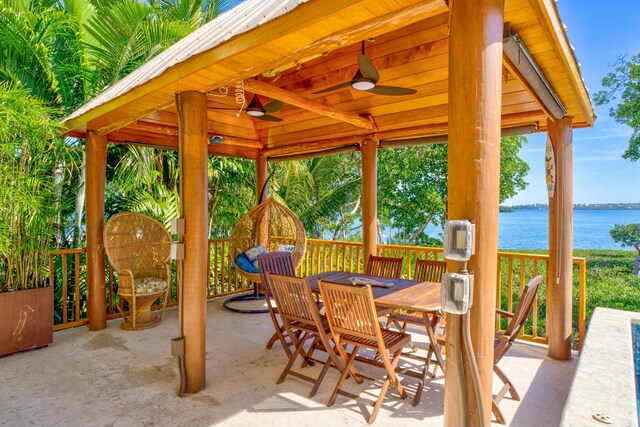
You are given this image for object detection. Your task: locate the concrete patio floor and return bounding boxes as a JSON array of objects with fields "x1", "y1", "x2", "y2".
[{"x1": 0, "y1": 298, "x2": 576, "y2": 426}]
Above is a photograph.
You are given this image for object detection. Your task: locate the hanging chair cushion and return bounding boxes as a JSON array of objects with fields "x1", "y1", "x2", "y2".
[
  {"x1": 134, "y1": 277, "x2": 168, "y2": 294},
  {"x1": 244, "y1": 245, "x2": 269, "y2": 268},
  {"x1": 235, "y1": 253, "x2": 259, "y2": 273}
]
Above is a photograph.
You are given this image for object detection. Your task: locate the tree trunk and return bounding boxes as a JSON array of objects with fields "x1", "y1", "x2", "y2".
[{"x1": 74, "y1": 151, "x2": 86, "y2": 247}]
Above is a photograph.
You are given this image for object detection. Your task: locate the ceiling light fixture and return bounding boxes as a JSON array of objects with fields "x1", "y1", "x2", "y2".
[{"x1": 246, "y1": 96, "x2": 265, "y2": 117}]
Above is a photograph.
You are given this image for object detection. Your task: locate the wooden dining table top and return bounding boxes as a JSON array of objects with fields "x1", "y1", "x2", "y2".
[{"x1": 305, "y1": 271, "x2": 441, "y2": 312}]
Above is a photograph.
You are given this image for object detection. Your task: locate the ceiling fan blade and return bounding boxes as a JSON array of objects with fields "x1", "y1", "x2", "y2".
[
  {"x1": 255, "y1": 114, "x2": 283, "y2": 122},
  {"x1": 358, "y1": 54, "x2": 380, "y2": 82},
  {"x1": 367, "y1": 85, "x2": 417, "y2": 96},
  {"x1": 263, "y1": 99, "x2": 283, "y2": 113},
  {"x1": 312, "y1": 81, "x2": 352, "y2": 94}
]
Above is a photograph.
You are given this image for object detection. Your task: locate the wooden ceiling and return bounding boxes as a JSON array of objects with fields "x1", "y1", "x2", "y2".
[{"x1": 64, "y1": 0, "x2": 594, "y2": 160}]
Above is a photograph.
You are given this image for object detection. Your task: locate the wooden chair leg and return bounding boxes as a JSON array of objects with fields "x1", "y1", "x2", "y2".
[
  {"x1": 328, "y1": 345, "x2": 359, "y2": 407},
  {"x1": 309, "y1": 350, "x2": 333, "y2": 398},
  {"x1": 369, "y1": 349, "x2": 406, "y2": 424},
  {"x1": 492, "y1": 398, "x2": 507, "y2": 425},
  {"x1": 277, "y1": 331, "x2": 310, "y2": 385},
  {"x1": 265, "y1": 296, "x2": 293, "y2": 357},
  {"x1": 494, "y1": 364, "x2": 520, "y2": 401}
]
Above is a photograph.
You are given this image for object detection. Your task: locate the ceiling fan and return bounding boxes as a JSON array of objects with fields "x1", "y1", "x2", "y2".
[
  {"x1": 210, "y1": 94, "x2": 284, "y2": 122},
  {"x1": 313, "y1": 41, "x2": 417, "y2": 96},
  {"x1": 245, "y1": 96, "x2": 283, "y2": 122}
]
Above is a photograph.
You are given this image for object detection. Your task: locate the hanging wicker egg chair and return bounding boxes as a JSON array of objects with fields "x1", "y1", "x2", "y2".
[{"x1": 228, "y1": 197, "x2": 306, "y2": 284}]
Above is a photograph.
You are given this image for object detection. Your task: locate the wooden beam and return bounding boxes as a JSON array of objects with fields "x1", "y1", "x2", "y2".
[
  {"x1": 547, "y1": 116, "x2": 573, "y2": 360},
  {"x1": 177, "y1": 91, "x2": 208, "y2": 393},
  {"x1": 361, "y1": 138, "x2": 378, "y2": 265},
  {"x1": 123, "y1": 120, "x2": 264, "y2": 148},
  {"x1": 95, "y1": 100, "x2": 175, "y2": 135},
  {"x1": 445, "y1": 0, "x2": 504, "y2": 425},
  {"x1": 503, "y1": 57, "x2": 556, "y2": 121},
  {"x1": 262, "y1": 134, "x2": 365, "y2": 158},
  {"x1": 85, "y1": 131, "x2": 108, "y2": 331},
  {"x1": 107, "y1": 131, "x2": 260, "y2": 159},
  {"x1": 243, "y1": 79, "x2": 374, "y2": 130}
]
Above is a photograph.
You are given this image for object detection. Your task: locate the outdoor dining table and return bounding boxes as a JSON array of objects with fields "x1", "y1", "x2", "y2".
[{"x1": 305, "y1": 271, "x2": 443, "y2": 406}]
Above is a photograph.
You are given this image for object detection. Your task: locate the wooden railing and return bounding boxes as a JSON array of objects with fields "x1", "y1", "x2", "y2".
[
  {"x1": 50, "y1": 240, "x2": 252, "y2": 331},
  {"x1": 50, "y1": 248, "x2": 89, "y2": 331},
  {"x1": 48, "y1": 239, "x2": 587, "y2": 348}
]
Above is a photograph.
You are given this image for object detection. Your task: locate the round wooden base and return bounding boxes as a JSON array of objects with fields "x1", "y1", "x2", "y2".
[{"x1": 119, "y1": 292, "x2": 165, "y2": 330}]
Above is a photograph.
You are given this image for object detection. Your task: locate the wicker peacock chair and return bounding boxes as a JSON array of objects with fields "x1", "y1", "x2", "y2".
[
  {"x1": 104, "y1": 212, "x2": 171, "y2": 330},
  {"x1": 228, "y1": 198, "x2": 307, "y2": 285}
]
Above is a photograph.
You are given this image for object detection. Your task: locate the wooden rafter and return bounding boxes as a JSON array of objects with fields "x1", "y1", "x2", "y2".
[{"x1": 243, "y1": 79, "x2": 374, "y2": 130}]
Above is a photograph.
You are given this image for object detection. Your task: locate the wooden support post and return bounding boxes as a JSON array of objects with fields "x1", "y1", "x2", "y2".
[
  {"x1": 445, "y1": 0, "x2": 504, "y2": 425},
  {"x1": 361, "y1": 139, "x2": 378, "y2": 266},
  {"x1": 547, "y1": 117, "x2": 573, "y2": 360},
  {"x1": 256, "y1": 154, "x2": 268, "y2": 203},
  {"x1": 177, "y1": 91, "x2": 208, "y2": 393},
  {"x1": 85, "y1": 131, "x2": 107, "y2": 331}
]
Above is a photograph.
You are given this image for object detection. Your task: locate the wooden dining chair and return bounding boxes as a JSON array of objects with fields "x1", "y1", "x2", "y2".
[
  {"x1": 258, "y1": 252, "x2": 296, "y2": 357},
  {"x1": 492, "y1": 275, "x2": 542, "y2": 424},
  {"x1": 268, "y1": 273, "x2": 357, "y2": 397},
  {"x1": 319, "y1": 279, "x2": 410, "y2": 424},
  {"x1": 365, "y1": 255, "x2": 404, "y2": 279}
]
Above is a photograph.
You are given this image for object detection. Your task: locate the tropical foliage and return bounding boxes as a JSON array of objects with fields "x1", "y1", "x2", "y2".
[
  {"x1": 0, "y1": 85, "x2": 76, "y2": 291},
  {"x1": 594, "y1": 54, "x2": 640, "y2": 161},
  {"x1": 610, "y1": 223, "x2": 640, "y2": 254}
]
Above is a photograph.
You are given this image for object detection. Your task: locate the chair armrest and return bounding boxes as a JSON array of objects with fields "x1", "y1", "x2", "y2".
[
  {"x1": 495, "y1": 308, "x2": 514, "y2": 318},
  {"x1": 117, "y1": 269, "x2": 136, "y2": 295}
]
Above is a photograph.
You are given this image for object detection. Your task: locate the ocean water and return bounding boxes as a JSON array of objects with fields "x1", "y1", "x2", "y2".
[
  {"x1": 498, "y1": 209, "x2": 640, "y2": 250},
  {"x1": 416, "y1": 209, "x2": 640, "y2": 250}
]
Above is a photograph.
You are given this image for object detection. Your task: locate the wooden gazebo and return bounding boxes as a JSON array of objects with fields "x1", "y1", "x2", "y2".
[{"x1": 63, "y1": 0, "x2": 594, "y2": 424}]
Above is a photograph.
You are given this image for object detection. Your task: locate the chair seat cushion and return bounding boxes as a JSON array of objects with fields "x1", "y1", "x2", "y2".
[
  {"x1": 134, "y1": 277, "x2": 168, "y2": 294},
  {"x1": 235, "y1": 253, "x2": 259, "y2": 273}
]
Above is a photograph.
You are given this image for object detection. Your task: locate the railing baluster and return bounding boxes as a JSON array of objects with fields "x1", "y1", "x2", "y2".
[
  {"x1": 578, "y1": 258, "x2": 587, "y2": 351},
  {"x1": 74, "y1": 252, "x2": 81, "y2": 321},
  {"x1": 62, "y1": 254, "x2": 69, "y2": 324},
  {"x1": 496, "y1": 255, "x2": 503, "y2": 331},
  {"x1": 507, "y1": 257, "x2": 513, "y2": 314},
  {"x1": 532, "y1": 260, "x2": 539, "y2": 338}
]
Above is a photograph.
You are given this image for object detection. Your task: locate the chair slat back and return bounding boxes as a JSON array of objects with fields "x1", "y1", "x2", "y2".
[
  {"x1": 257, "y1": 252, "x2": 295, "y2": 292},
  {"x1": 505, "y1": 275, "x2": 543, "y2": 341},
  {"x1": 413, "y1": 259, "x2": 447, "y2": 282},
  {"x1": 366, "y1": 255, "x2": 403, "y2": 278},
  {"x1": 319, "y1": 280, "x2": 380, "y2": 342},
  {"x1": 268, "y1": 274, "x2": 319, "y2": 327}
]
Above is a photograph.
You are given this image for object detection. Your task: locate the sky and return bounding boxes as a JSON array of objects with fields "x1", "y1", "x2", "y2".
[{"x1": 504, "y1": 0, "x2": 640, "y2": 205}]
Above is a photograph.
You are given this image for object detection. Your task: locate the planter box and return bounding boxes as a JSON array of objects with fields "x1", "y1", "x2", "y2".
[{"x1": 0, "y1": 287, "x2": 53, "y2": 357}]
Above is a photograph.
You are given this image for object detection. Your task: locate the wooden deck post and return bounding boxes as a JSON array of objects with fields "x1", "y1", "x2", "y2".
[
  {"x1": 445, "y1": 0, "x2": 504, "y2": 425},
  {"x1": 256, "y1": 154, "x2": 268, "y2": 203},
  {"x1": 85, "y1": 131, "x2": 107, "y2": 331},
  {"x1": 361, "y1": 139, "x2": 378, "y2": 265},
  {"x1": 547, "y1": 117, "x2": 573, "y2": 360},
  {"x1": 177, "y1": 91, "x2": 208, "y2": 393}
]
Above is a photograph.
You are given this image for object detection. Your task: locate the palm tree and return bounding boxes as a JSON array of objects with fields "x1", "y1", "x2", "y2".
[{"x1": 270, "y1": 154, "x2": 362, "y2": 239}]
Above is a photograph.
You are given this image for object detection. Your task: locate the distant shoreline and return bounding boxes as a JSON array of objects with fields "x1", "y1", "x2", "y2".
[{"x1": 501, "y1": 203, "x2": 640, "y2": 211}]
